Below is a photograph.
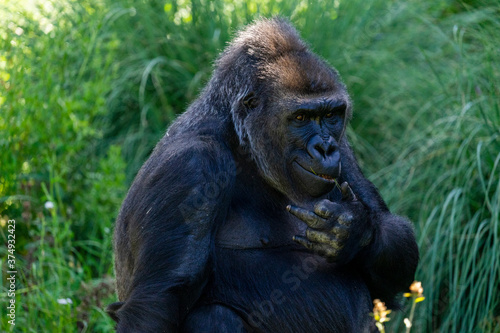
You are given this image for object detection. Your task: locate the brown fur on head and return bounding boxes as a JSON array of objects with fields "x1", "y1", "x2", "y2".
[
  {"x1": 219, "y1": 17, "x2": 350, "y2": 113},
  {"x1": 232, "y1": 17, "x2": 307, "y2": 60}
]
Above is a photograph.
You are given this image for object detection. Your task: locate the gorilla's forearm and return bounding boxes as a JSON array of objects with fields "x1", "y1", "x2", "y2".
[
  {"x1": 338, "y1": 141, "x2": 418, "y2": 302},
  {"x1": 358, "y1": 212, "x2": 419, "y2": 305}
]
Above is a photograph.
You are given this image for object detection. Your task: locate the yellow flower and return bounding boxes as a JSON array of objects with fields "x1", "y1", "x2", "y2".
[
  {"x1": 372, "y1": 299, "x2": 391, "y2": 323},
  {"x1": 404, "y1": 281, "x2": 425, "y2": 303},
  {"x1": 410, "y1": 281, "x2": 423, "y2": 295}
]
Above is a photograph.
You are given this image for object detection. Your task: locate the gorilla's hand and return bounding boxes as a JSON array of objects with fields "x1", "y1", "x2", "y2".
[{"x1": 287, "y1": 182, "x2": 373, "y2": 263}]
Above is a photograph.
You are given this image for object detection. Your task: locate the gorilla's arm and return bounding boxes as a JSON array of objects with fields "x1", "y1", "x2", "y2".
[
  {"x1": 340, "y1": 140, "x2": 419, "y2": 304},
  {"x1": 358, "y1": 212, "x2": 418, "y2": 305},
  {"x1": 110, "y1": 135, "x2": 234, "y2": 332}
]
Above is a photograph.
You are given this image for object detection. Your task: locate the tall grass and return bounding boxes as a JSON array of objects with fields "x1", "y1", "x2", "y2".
[
  {"x1": 0, "y1": 0, "x2": 125, "y2": 331},
  {"x1": 1, "y1": 0, "x2": 498, "y2": 331},
  {"x1": 331, "y1": 3, "x2": 500, "y2": 331}
]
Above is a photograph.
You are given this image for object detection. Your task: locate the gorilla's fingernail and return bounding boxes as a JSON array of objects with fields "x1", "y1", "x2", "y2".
[{"x1": 286, "y1": 205, "x2": 291, "y2": 211}]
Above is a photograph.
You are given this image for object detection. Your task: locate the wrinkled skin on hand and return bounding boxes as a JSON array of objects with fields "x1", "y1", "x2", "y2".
[{"x1": 288, "y1": 182, "x2": 373, "y2": 264}]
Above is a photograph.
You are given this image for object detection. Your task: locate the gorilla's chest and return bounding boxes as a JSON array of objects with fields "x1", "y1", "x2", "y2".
[
  {"x1": 208, "y1": 246, "x2": 372, "y2": 333},
  {"x1": 209, "y1": 190, "x2": 372, "y2": 332},
  {"x1": 215, "y1": 199, "x2": 307, "y2": 249}
]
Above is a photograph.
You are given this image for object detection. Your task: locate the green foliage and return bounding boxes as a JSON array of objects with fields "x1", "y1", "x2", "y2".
[
  {"x1": 331, "y1": 2, "x2": 500, "y2": 331},
  {"x1": 1, "y1": 0, "x2": 499, "y2": 331},
  {"x1": 0, "y1": 0, "x2": 125, "y2": 331}
]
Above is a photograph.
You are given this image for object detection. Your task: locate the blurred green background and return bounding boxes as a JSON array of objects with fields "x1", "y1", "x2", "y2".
[{"x1": 0, "y1": 0, "x2": 499, "y2": 331}]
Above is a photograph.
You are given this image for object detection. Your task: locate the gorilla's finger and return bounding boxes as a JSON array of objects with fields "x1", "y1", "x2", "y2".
[
  {"x1": 324, "y1": 248, "x2": 341, "y2": 262},
  {"x1": 313, "y1": 199, "x2": 342, "y2": 219},
  {"x1": 340, "y1": 182, "x2": 357, "y2": 202},
  {"x1": 293, "y1": 236, "x2": 337, "y2": 258},
  {"x1": 293, "y1": 235, "x2": 314, "y2": 250},
  {"x1": 306, "y1": 229, "x2": 345, "y2": 250},
  {"x1": 306, "y1": 228, "x2": 332, "y2": 244},
  {"x1": 337, "y1": 213, "x2": 353, "y2": 227},
  {"x1": 332, "y1": 225, "x2": 349, "y2": 241},
  {"x1": 287, "y1": 205, "x2": 327, "y2": 229}
]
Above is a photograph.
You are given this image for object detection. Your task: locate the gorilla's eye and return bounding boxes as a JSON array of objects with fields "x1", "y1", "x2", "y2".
[
  {"x1": 325, "y1": 113, "x2": 333, "y2": 118},
  {"x1": 295, "y1": 114, "x2": 305, "y2": 121}
]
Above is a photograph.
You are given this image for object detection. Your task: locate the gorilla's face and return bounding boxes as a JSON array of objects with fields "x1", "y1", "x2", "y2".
[
  {"x1": 253, "y1": 96, "x2": 347, "y2": 201},
  {"x1": 244, "y1": 93, "x2": 349, "y2": 203},
  {"x1": 238, "y1": 51, "x2": 351, "y2": 203},
  {"x1": 284, "y1": 97, "x2": 346, "y2": 198}
]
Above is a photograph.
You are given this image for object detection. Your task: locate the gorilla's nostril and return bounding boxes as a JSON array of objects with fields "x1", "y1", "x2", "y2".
[
  {"x1": 314, "y1": 142, "x2": 327, "y2": 157},
  {"x1": 326, "y1": 144, "x2": 336, "y2": 156}
]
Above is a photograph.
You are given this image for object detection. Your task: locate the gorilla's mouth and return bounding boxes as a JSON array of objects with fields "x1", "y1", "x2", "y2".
[
  {"x1": 318, "y1": 174, "x2": 335, "y2": 181},
  {"x1": 293, "y1": 162, "x2": 337, "y2": 184}
]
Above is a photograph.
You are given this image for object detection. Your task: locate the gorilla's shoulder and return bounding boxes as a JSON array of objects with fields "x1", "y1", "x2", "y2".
[{"x1": 135, "y1": 131, "x2": 235, "y2": 188}]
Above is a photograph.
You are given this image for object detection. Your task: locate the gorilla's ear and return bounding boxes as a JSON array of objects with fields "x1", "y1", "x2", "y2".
[
  {"x1": 242, "y1": 92, "x2": 259, "y2": 109},
  {"x1": 231, "y1": 91, "x2": 259, "y2": 146}
]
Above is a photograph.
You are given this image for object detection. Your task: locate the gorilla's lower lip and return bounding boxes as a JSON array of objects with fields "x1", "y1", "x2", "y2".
[{"x1": 293, "y1": 162, "x2": 337, "y2": 184}]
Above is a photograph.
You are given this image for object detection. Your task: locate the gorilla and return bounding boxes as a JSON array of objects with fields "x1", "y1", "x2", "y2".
[{"x1": 107, "y1": 17, "x2": 419, "y2": 333}]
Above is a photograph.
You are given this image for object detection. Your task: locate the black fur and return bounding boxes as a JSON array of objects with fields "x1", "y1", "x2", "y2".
[{"x1": 108, "y1": 18, "x2": 419, "y2": 332}]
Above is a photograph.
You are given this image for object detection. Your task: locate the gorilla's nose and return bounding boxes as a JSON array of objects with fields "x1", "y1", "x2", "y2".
[
  {"x1": 307, "y1": 136, "x2": 341, "y2": 177},
  {"x1": 307, "y1": 136, "x2": 338, "y2": 160}
]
